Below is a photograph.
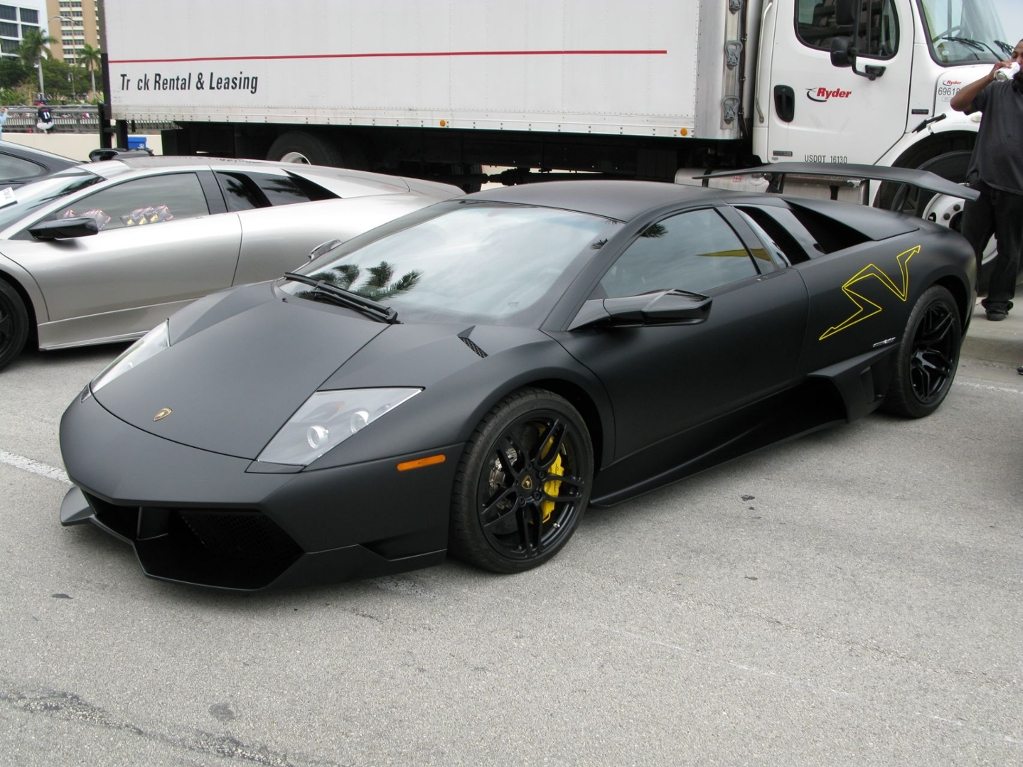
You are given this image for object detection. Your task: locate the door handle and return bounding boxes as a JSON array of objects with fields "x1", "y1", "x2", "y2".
[{"x1": 774, "y1": 85, "x2": 795, "y2": 123}]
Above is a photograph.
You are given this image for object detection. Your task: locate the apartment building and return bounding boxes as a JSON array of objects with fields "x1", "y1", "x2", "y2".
[{"x1": 46, "y1": 0, "x2": 100, "y2": 64}]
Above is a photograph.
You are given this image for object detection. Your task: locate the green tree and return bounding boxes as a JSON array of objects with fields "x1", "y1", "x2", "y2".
[
  {"x1": 0, "y1": 58, "x2": 29, "y2": 90},
  {"x1": 79, "y1": 44, "x2": 101, "y2": 95},
  {"x1": 19, "y1": 28, "x2": 56, "y2": 99}
]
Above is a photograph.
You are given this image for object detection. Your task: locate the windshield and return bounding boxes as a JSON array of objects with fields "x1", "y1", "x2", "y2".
[
  {"x1": 283, "y1": 200, "x2": 621, "y2": 326},
  {"x1": 0, "y1": 168, "x2": 102, "y2": 231},
  {"x1": 920, "y1": 0, "x2": 1012, "y2": 63}
]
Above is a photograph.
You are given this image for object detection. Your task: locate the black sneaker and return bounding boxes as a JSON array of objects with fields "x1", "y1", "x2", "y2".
[{"x1": 986, "y1": 309, "x2": 1008, "y2": 321}]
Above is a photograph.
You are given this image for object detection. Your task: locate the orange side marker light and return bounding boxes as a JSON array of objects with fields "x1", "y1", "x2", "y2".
[{"x1": 396, "y1": 454, "x2": 447, "y2": 472}]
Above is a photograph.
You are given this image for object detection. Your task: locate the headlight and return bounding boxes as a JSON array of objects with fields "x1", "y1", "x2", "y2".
[
  {"x1": 91, "y1": 320, "x2": 170, "y2": 393},
  {"x1": 257, "y1": 387, "x2": 421, "y2": 467}
]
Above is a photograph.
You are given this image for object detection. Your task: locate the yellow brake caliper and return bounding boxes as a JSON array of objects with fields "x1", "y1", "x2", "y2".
[{"x1": 540, "y1": 435, "x2": 565, "y2": 524}]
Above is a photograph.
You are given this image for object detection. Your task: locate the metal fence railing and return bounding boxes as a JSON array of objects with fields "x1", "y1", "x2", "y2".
[{"x1": 3, "y1": 105, "x2": 174, "y2": 134}]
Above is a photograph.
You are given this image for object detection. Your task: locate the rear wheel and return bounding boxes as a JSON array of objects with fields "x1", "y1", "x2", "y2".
[
  {"x1": 449, "y1": 389, "x2": 593, "y2": 573},
  {"x1": 266, "y1": 131, "x2": 366, "y2": 169},
  {"x1": 0, "y1": 280, "x2": 29, "y2": 371},
  {"x1": 882, "y1": 285, "x2": 961, "y2": 418}
]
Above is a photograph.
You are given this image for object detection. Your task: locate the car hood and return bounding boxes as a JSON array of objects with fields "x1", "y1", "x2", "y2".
[{"x1": 91, "y1": 283, "x2": 389, "y2": 459}]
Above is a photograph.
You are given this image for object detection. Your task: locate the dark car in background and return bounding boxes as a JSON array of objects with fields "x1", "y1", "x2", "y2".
[{"x1": 0, "y1": 141, "x2": 79, "y2": 188}]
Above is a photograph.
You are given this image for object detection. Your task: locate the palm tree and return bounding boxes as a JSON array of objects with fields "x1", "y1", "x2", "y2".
[
  {"x1": 19, "y1": 28, "x2": 56, "y2": 99},
  {"x1": 79, "y1": 44, "x2": 101, "y2": 95}
]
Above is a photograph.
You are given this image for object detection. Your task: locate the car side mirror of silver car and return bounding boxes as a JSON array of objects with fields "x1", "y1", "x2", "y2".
[{"x1": 29, "y1": 217, "x2": 100, "y2": 241}]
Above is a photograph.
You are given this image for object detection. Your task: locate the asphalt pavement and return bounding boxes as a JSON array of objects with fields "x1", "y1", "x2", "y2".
[{"x1": 0, "y1": 299, "x2": 1020, "y2": 766}]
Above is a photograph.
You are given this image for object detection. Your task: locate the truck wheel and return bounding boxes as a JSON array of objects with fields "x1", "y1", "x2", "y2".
[
  {"x1": 886, "y1": 151, "x2": 998, "y2": 292},
  {"x1": 266, "y1": 132, "x2": 365, "y2": 169},
  {"x1": 0, "y1": 280, "x2": 30, "y2": 371}
]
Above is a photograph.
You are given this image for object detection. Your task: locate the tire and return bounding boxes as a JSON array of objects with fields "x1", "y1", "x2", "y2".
[
  {"x1": 266, "y1": 131, "x2": 365, "y2": 169},
  {"x1": 449, "y1": 388, "x2": 594, "y2": 573},
  {"x1": 886, "y1": 151, "x2": 971, "y2": 218},
  {"x1": 883, "y1": 151, "x2": 1000, "y2": 292},
  {"x1": 882, "y1": 285, "x2": 961, "y2": 418},
  {"x1": 0, "y1": 279, "x2": 29, "y2": 371}
]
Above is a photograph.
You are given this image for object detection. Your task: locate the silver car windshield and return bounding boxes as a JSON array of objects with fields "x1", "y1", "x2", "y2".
[
  {"x1": 0, "y1": 169, "x2": 103, "y2": 231},
  {"x1": 919, "y1": 0, "x2": 1011, "y2": 63},
  {"x1": 285, "y1": 200, "x2": 621, "y2": 325}
]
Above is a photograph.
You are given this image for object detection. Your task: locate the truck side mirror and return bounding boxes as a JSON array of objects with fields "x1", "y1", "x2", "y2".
[
  {"x1": 830, "y1": 36, "x2": 853, "y2": 68},
  {"x1": 829, "y1": 35, "x2": 886, "y2": 81}
]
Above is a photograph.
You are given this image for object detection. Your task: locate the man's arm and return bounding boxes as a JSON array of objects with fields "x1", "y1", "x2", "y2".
[{"x1": 951, "y1": 61, "x2": 1009, "y2": 113}]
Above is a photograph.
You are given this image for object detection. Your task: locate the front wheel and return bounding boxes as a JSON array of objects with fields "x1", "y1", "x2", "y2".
[
  {"x1": 449, "y1": 389, "x2": 594, "y2": 573},
  {"x1": 882, "y1": 285, "x2": 961, "y2": 418},
  {"x1": 0, "y1": 280, "x2": 29, "y2": 371}
]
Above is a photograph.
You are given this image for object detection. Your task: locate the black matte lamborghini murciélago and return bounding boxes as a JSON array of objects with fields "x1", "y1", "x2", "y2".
[{"x1": 59, "y1": 167, "x2": 978, "y2": 590}]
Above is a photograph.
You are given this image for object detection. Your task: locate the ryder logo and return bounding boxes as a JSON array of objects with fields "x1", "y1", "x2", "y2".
[{"x1": 807, "y1": 87, "x2": 853, "y2": 102}]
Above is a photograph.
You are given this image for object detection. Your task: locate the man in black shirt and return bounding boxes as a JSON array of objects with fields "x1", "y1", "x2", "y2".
[{"x1": 951, "y1": 39, "x2": 1023, "y2": 321}]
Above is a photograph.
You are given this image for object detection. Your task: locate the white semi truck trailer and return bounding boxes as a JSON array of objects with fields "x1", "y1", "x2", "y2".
[{"x1": 103, "y1": 0, "x2": 1010, "y2": 204}]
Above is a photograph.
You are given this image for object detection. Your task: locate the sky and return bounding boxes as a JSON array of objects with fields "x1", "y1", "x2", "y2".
[{"x1": 996, "y1": 0, "x2": 1023, "y2": 44}]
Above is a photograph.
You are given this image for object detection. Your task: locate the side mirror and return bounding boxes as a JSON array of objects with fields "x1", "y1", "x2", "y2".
[
  {"x1": 569, "y1": 290, "x2": 712, "y2": 330},
  {"x1": 309, "y1": 238, "x2": 342, "y2": 260},
  {"x1": 29, "y1": 216, "x2": 100, "y2": 240},
  {"x1": 830, "y1": 36, "x2": 853, "y2": 68},
  {"x1": 828, "y1": 25, "x2": 885, "y2": 80}
]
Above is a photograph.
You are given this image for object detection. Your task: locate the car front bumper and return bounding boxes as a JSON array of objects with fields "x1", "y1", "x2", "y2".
[{"x1": 60, "y1": 391, "x2": 462, "y2": 590}]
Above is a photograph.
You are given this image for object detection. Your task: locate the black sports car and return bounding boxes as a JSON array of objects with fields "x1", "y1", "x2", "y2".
[{"x1": 59, "y1": 168, "x2": 978, "y2": 590}]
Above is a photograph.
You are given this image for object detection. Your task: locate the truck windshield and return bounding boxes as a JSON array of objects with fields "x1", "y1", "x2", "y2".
[{"x1": 919, "y1": 0, "x2": 1012, "y2": 64}]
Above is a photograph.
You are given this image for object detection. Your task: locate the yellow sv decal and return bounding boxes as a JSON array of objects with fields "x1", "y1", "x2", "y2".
[{"x1": 819, "y1": 245, "x2": 919, "y2": 341}]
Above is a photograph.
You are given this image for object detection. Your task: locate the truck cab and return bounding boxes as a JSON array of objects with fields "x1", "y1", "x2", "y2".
[{"x1": 754, "y1": 0, "x2": 1009, "y2": 177}]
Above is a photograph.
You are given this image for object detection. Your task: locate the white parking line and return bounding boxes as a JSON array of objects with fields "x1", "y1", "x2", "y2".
[
  {"x1": 956, "y1": 380, "x2": 1023, "y2": 396},
  {"x1": 0, "y1": 450, "x2": 69, "y2": 484}
]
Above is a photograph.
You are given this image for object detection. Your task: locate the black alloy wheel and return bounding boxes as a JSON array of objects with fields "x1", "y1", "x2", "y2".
[
  {"x1": 449, "y1": 388, "x2": 593, "y2": 573},
  {"x1": 883, "y1": 285, "x2": 961, "y2": 418},
  {"x1": 0, "y1": 280, "x2": 29, "y2": 372}
]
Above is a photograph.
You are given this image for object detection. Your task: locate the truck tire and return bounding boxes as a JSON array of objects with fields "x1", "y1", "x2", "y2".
[
  {"x1": 886, "y1": 151, "x2": 999, "y2": 293},
  {"x1": 266, "y1": 132, "x2": 365, "y2": 169}
]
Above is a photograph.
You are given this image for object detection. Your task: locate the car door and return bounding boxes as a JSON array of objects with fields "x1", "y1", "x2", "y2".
[
  {"x1": 213, "y1": 168, "x2": 434, "y2": 285},
  {"x1": 212, "y1": 168, "x2": 344, "y2": 284},
  {"x1": 759, "y1": 0, "x2": 915, "y2": 166},
  {"x1": 3, "y1": 171, "x2": 241, "y2": 348},
  {"x1": 732, "y1": 197, "x2": 921, "y2": 375},
  {"x1": 557, "y1": 206, "x2": 808, "y2": 464}
]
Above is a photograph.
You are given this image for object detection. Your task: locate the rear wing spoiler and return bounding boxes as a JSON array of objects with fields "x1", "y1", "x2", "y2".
[{"x1": 696, "y1": 163, "x2": 980, "y2": 203}]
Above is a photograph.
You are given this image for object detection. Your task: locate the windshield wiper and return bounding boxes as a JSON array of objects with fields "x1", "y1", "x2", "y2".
[
  {"x1": 282, "y1": 272, "x2": 399, "y2": 323},
  {"x1": 935, "y1": 35, "x2": 1001, "y2": 59}
]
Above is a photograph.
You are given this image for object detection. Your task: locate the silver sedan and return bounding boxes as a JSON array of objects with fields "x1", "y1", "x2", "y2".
[{"x1": 0, "y1": 156, "x2": 461, "y2": 370}]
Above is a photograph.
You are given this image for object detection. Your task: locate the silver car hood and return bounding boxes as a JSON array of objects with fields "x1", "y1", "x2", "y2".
[{"x1": 91, "y1": 285, "x2": 387, "y2": 459}]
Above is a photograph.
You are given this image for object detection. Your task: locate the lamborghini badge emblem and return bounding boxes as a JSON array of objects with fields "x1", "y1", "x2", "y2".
[
  {"x1": 520, "y1": 475, "x2": 534, "y2": 491},
  {"x1": 153, "y1": 407, "x2": 173, "y2": 422}
]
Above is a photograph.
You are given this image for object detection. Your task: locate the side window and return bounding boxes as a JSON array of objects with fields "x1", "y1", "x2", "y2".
[
  {"x1": 216, "y1": 172, "x2": 269, "y2": 212},
  {"x1": 599, "y1": 209, "x2": 758, "y2": 298},
  {"x1": 239, "y1": 172, "x2": 335, "y2": 207},
  {"x1": 796, "y1": 0, "x2": 899, "y2": 59},
  {"x1": 0, "y1": 154, "x2": 45, "y2": 182},
  {"x1": 50, "y1": 173, "x2": 209, "y2": 231}
]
